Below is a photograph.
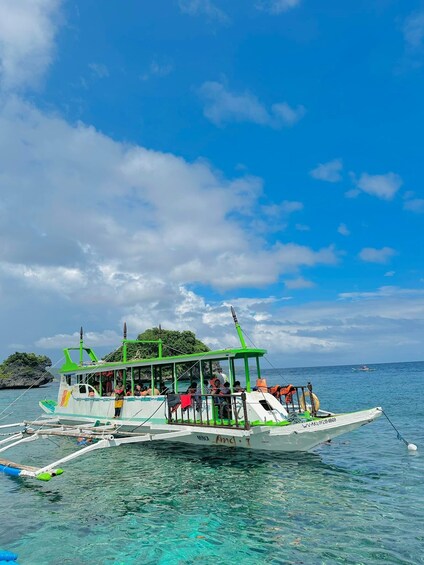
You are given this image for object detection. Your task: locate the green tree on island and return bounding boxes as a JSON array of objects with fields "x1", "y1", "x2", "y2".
[{"x1": 106, "y1": 327, "x2": 210, "y2": 362}]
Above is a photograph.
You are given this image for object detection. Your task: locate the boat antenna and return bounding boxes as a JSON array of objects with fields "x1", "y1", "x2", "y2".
[
  {"x1": 231, "y1": 306, "x2": 247, "y2": 349},
  {"x1": 79, "y1": 326, "x2": 84, "y2": 366}
]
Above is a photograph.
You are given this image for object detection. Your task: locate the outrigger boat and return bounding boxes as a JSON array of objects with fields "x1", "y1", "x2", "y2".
[{"x1": 0, "y1": 308, "x2": 382, "y2": 480}]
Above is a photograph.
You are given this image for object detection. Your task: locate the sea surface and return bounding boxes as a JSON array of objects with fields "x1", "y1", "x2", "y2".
[{"x1": 0, "y1": 361, "x2": 423, "y2": 565}]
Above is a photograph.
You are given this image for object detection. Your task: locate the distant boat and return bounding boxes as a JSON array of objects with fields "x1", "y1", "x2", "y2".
[{"x1": 352, "y1": 365, "x2": 376, "y2": 372}]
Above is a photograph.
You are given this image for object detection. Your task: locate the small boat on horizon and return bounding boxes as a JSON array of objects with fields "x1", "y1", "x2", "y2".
[
  {"x1": 0, "y1": 308, "x2": 382, "y2": 480},
  {"x1": 352, "y1": 365, "x2": 376, "y2": 372}
]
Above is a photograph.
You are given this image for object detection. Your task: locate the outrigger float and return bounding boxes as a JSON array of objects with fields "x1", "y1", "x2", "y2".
[{"x1": 0, "y1": 308, "x2": 383, "y2": 480}]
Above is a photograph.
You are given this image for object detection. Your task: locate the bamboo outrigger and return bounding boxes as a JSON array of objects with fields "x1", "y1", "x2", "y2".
[{"x1": 0, "y1": 308, "x2": 383, "y2": 480}]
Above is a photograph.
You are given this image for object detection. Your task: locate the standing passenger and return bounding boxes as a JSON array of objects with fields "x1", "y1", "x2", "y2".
[{"x1": 114, "y1": 383, "x2": 125, "y2": 418}]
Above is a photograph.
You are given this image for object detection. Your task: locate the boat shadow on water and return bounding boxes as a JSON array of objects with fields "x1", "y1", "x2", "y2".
[{"x1": 135, "y1": 439, "x2": 372, "y2": 476}]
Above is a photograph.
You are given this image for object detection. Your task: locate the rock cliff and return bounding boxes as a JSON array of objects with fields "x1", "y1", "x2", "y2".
[{"x1": 0, "y1": 352, "x2": 53, "y2": 389}]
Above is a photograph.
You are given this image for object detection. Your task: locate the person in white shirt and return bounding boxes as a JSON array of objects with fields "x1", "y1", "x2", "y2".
[{"x1": 214, "y1": 367, "x2": 227, "y2": 385}]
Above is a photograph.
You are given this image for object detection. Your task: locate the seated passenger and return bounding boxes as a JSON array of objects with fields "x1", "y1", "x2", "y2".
[
  {"x1": 234, "y1": 380, "x2": 244, "y2": 392},
  {"x1": 209, "y1": 378, "x2": 222, "y2": 394},
  {"x1": 134, "y1": 385, "x2": 142, "y2": 397},
  {"x1": 221, "y1": 382, "x2": 231, "y2": 395},
  {"x1": 141, "y1": 386, "x2": 160, "y2": 396},
  {"x1": 186, "y1": 382, "x2": 198, "y2": 394}
]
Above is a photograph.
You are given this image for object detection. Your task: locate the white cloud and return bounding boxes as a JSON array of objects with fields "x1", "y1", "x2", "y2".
[
  {"x1": 89, "y1": 63, "x2": 109, "y2": 79},
  {"x1": 285, "y1": 277, "x2": 315, "y2": 290},
  {"x1": 0, "y1": 97, "x2": 336, "y2": 303},
  {"x1": 178, "y1": 0, "x2": 229, "y2": 23},
  {"x1": 404, "y1": 198, "x2": 424, "y2": 213},
  {"x1": 36, "y1": 330, "x2": 122, "y2": 350},
  {"x1": 256, "y1": 0, "x2": 301, "y2": 15},
  {"x1": 198, "y1": 81, "x2": 305, "y2": 128},
  {"x1": 358, "y1": 247, "x2": 397, "y2": 264},
  {"x1": 345, "y1": 188, "x2": 360, "y2": 199},
  {"x1": 338, "y1": 286, "x2": 424, "y2": 300},
  {"x1": 271, "y1": 102, "x2": 306, "y2": 126},
  {"x1": 337, "y1": 223, "x2": 350, "y2": 236},
  {"x1": 403, "y1": 10, "x2": 424, "y2": 50},
  {"x1": 0, "y1": 0, "x2": 62, "y2": 90},
  {"x1": 295, "y1": 223, "x2": 310, "y2": 232},
  {"x1": 141, "y1": 60, "x2": 173, "y2": 81},
  {"x1": 384, "y1": 271, "x2": 395, "y2": 277},
  {"x1": 310, "y1": 158, "x2": 343, "y2": 183},
  {"x1": 356, "y1": 172, "x2": 403, "y2": 200},
  {"x1": 262, "y1": 200, "x2": 303, "y2": 217}
]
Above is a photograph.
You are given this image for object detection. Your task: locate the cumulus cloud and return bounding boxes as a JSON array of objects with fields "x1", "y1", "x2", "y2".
[
  {"x1": 271, "y1": 102, "x2": 306, "y2": 126},
  {"x1": 337, "y1": 223, "x2": 350, "y2": 236},
  {"x1": 0, "y1": 98, "x2": 336, "y2": 301},
  {"x1": 356, "y1": 172, "x2": 403, "y2": 200},
  {"x1": 310, "y1": 158, "x2": 343, "y2": 183},
  {"x1": 256, "y1": 0, "x2": 300, "y2": 15},
  {"x1": 198, "y1": 81, "x2": 305, "y2": 127},
  {"x1": 403, "y1": 198, "x2": 424, "y2": 213},
  {"x1": 358, "y1": 247, "x2": 397, "y2": 264},
  {"x1": 0, "y1": 0, "x2": 62, "y2": 90},
  {"x1": 262, "y1": 200, "x2": 303, "y2": 218},
  {"x1": 141, "y1": 60, "x2": 173, "y2": 81},
  {"x1": 284, "y1": 277, "x2": 315, "y2": 290},
  {"x1": 88, "y1": 63, "x2": 109, "y2": 78},
  {"x1": 178, "y1": 0, "x2": 229, "y2": 23},
  {"x1": 403, "y1": 10, "x2": 424, "y2": 50}
]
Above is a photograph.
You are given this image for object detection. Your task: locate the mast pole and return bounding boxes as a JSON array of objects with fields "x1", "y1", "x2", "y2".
[
  {"x1": 231, "y1": 307, "x2": 247, "y2": 349},
  {"x1": 79, "y1": 327, "x2": 84, "y2": 366},
  {"x1": 122, "y1": 322, "x2": 127, "y2": 389},
  {"x1": 231, "y1": 307, "x2": 251, "y2": 392},
  {"x1": 123, "y1": 322, "x2": 127, "y2": 363}
]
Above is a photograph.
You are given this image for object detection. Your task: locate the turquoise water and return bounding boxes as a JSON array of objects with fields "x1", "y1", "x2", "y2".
[{"x1": 1, "y1": 361, "x2": 423, "y2": 564}]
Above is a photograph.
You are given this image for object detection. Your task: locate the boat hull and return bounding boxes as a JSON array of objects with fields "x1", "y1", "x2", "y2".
[{"x1": 40, "y1": 403, "x2": 382, "y2": 452}]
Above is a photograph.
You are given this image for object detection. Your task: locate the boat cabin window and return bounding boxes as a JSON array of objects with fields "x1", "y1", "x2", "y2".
[
  {"x1": 79, "y1": 384, "x2": 87, "y2": 394},
  {"x1": 259, "y1": 400, "x2": 273, "y2": 412}
]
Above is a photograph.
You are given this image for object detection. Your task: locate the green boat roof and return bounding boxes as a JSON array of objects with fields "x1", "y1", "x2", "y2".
[{"x1": 59, "y1": 346, "x2": 267, "y2": 375}]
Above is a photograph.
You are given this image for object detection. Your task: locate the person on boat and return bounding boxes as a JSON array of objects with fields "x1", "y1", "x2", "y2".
[
  {"x1": 220, "y1": 382, "x2": 232, "y2": 419},
  {"x1": 141, "y1": 385, "x2": 160, "y2": 396},
  {"x1": 221, "y1": 382, "x2": 231, "y2": 395},
  {"x1": 233, "y1": 380, "x2": 244, "y2": 392},
  {"x1": 209, "y1": 378, "x2": 222, "y2": 393},
  {"x1": 214, "y1": 367, "x2": 227, "y2": 385},
  {"x1": 113, "y1": 383, "x2": 125, "y2": 418},
  {"x1": 105, "y1": 379, "x2": 113, "y2": 395},
  {"x1": 134, "y1": 384, "x2": 142, "y2": 397},
  {"x1": 186, "y1": 382, "x2": 198, "y2": 394}
]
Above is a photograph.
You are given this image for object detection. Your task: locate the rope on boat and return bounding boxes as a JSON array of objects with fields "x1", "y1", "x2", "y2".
[{"x1": 381, "y1": 409, "x2": 417, "y2": 451}]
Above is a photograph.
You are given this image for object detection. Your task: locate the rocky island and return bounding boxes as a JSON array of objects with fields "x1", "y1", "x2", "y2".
[{"x1": 0, "y1": 352, "x2": 53, "y2": 389}]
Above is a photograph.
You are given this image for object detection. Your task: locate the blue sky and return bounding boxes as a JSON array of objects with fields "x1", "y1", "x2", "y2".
[{"x1": 0, "y1": 0, "x2": 423, "y2": 368}]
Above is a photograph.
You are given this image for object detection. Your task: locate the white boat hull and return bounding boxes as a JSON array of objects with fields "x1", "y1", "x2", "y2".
[{"x1": 41, "y1": 399, "x2": 382, "y2": 452}]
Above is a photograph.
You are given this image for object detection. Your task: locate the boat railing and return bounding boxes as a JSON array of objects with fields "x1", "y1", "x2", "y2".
[
  {"x1": 166, "y1": 392, "x2": 250, "y2": 430},
  {"x1": 280, "y1": 382, "x2": 318, "y2": 416}
]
